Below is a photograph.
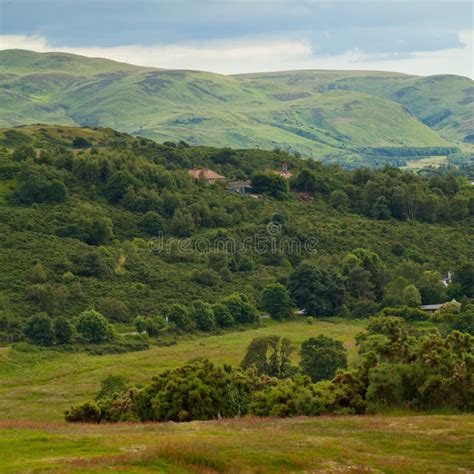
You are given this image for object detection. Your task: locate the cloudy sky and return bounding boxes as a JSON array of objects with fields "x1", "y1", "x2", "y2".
[{"x1": 0, "y1": 0, "x2": 472, "y2": 77}]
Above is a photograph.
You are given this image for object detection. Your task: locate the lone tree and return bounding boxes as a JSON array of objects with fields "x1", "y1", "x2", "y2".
[
  {"x1": 299, "y1": 335, "x2": 347, "y2": 382},
  {"x1": 261, "y1": 284, "x2": 293, "y2": 320},
  {"x1": 241, "y1": 335, "x2": 296, "y2": 378}
]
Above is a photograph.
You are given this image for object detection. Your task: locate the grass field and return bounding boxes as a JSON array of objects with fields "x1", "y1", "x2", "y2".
[
  {"x1": 0, "y1": 319, "x2": 367, "y2": 422},
  {"x1": 1, "y1": 319, "x2": 473, "y2": 472},
  {"x1": 0, "y1": 415, "x2": 472, "y2": 473}
]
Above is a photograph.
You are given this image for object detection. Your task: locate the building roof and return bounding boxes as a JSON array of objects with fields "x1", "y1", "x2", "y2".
[
  {"x1": 270, "y1": 170, "x2": 293, "y2": 178},
  {"x1": 188, "y1": 168, "x2": 225, "y2": 180},
  {"x1": 228, "y1": 180, "x2": 251, "y2": 188},
  {"x1": 420, "y1": 303, "x2": 444, "y2": 310}
]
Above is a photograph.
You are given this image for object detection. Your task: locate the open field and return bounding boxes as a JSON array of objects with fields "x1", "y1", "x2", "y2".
[
  {"x1": 0, "y1": 319, "x2": 366, "y2": 422},
  {"x1": 0, "y1": 415, "x2": 472, "y2": 473}
]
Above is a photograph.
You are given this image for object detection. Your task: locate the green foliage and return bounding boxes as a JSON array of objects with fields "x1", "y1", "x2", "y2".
[
  {"x1": 95, "y1": 375, "x2": 129, "y2": 401},
  {"x1": 251, "y1": 173, "x2": 288, "y2": 198},
  {"x1": 221, "y1": 293, "x2": 258, "y2": 324},
  {"x1": 260, "y1": 284, "x2": 293, "y2": 320},
  {"x1": 76, "y1": 310, "x2": 112, "y2": 343},
  {"x1": 403, "y1": 284, "x2": 422, "y2": 307},
  {"x1": 212, "y1": 303, "x2": 234, "y2": 327},
  {"x1": 287, "y1": 263, "x2": 344, "y2": 316},
  {"x1": 299, "y1": 336, "x2": 348, "y2": 382},
  {"x1": 53, "y1": 317, "x2": 74, "y2": 344},
  {"x1": 166, "y1": 304, "x2": 195, "y2": 332},
  {"x1": 23, "y1": 313, "x2": 54, "y2": 346},
  {"x1": 10, "y1": 163, "x2": 67, "y2": 204},
  {"x1": 135, "y1": 359, "x2": 255, "y2": 422},
  {"x1": 191, "y1": 300, "x2": 215, "y2": 331},
  {"x1": 241, "y1": 335, "x2": 296, "y2": 378}
]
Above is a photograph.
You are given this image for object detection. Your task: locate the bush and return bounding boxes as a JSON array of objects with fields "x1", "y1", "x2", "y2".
[
  {"x1": 135, "y1": 359, "x2": 255, "y2": 422},
  {"x1": 221, "y1": 293, "x2": 258, "y2": 324},
  {"x1": 76, "y1": 310, "x2": 112, "y2": 343},
  {"x1": 166, "y1": 304, "x2": 195, "y2": 332},
  {"x1": 212, "y1": 303, "x2": 234, "y2": 327},
  {"x1": 191, "y1": 300, "x2": 215, "y2": 331},
  {"x1": 64, "y1": 401, "x2": 101, "y2": 423},
  {"x1": 53, "y1": 317, "x2": 74, "y2": 344},
  {"x1": 23, "y1": 313, "x2": 54, "y2": 346}
]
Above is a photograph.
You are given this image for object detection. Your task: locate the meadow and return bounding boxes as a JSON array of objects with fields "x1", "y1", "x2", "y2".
[
  {"x1": 0, "y1": 319, "x2": 366, "y2": 422},
  {"x1": 0, "y1": 415, "x2": 472, "y2": 472}
]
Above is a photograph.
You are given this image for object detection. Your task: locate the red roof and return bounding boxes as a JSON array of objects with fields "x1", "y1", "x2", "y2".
[{"x1": 188, "y1": 168, "x2": 226, "y2": 180}]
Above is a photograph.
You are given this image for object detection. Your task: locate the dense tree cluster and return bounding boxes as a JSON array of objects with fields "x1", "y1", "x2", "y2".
[{"x1": 65, "y1": 317, "x2": 474, "y2": 423}]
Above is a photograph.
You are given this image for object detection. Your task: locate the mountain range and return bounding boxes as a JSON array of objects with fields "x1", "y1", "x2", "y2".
[{"x1": 0, "y1": 49, "x2": 472, "y2": 164}]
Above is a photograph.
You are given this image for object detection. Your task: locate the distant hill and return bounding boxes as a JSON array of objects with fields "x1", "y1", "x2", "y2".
[{"x1": 0, "y1": 49, "x2": 472, "y2": 164}]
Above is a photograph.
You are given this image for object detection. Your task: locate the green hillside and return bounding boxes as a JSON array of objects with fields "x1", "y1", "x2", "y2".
[{"x1": 1, "y1": 50, "x2": 471, "y2": 165}]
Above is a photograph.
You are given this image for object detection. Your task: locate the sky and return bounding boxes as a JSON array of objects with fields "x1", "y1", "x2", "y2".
[{"x1": 0, "y1": 0, "x2": 473, "y2": 77}]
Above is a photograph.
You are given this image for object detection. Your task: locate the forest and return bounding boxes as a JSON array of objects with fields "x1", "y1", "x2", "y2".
[{"x1": 0, "y1": 125, "x2": 473, "y2": 354}]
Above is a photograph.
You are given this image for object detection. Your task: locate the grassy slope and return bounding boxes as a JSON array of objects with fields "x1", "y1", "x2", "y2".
[
  {"x1": 238, "y1": 70, "x2": 474, "y2": 145},
  {"x1": 0, "y1": 319, "x2": 366, "y2": 421},
  {"x1": 0, "y1": 415, "x2": 472, "y2": 473},
  {"x1": 1, "y1": 50, "x2": 469, "y2": 161}
]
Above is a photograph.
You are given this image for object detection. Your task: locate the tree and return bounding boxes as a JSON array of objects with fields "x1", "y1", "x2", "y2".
[
  {"x1": 30, "y1": 263, "x2": 47, "y2": 283},
  {"x1": 60, "y1": 204, "x2": 113, "y2": 245},
  {"x1": 166, "y1": 304, "x2": 195, "y2": 332},
  {"x1": 53, "y1": 316, "x2": 74, "y2": 344},
  {"x1": 299, "y1": 336, "x2": 348, "y2": 382},
  {"x1": 103, "y1": 170, "x2": 139, "y2": 203},
  {"x1": 221, "y1": 293, "x2": 258, "y2": 324},
  {"x1": 251, "y1": 173, "x2": 288, "y2": 199},
  {"x1": 403, "y1": 284, "x2": 422, "y2": 308},
  {"x1": 97, "y1": 297, "x2": 129, "y2": 322},
  {"x1": 287, "y1": 263, "x2": 344, "y2": 316},
  {"x1": 139, "y1": 211, "x2": 164, "y2": 235},
  {"x1": 12, "y1": 164, "x2": 67, "y2": 204},
  {"x1": 23, "y1": 313, "x2": 54, "y2": 346},
  {"x1": 453, "y1": 262, "x2": 474, "y2": 298},
  {"x1": 76, "y1": 310, "x2": 111, "y2": 343},
  {"x1": 212, "y1": 303, "x2": 234, "y2": 327},
  {"x1": 241, "y1": 335, "x2": 296, "y2": 378},
  {"x1": 191, "y1": 300, "x2": 215, "y2": 331},
  {"x1": 261, "y1": 284, "x2": 293, "y2": 320},
  {"x1": 329, "y1": 189, "x2": 349, "y2": 211}
]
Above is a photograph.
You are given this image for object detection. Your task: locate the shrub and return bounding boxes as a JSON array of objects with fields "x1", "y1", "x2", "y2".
[
  {"x1": 53, "y1": 316, "x2": 74, "y2": 344},
  {"x1": 64, "y1": 401, "x2": 101, "y2": 423},
  {"x1": 76, "y1": 310, "x2": 112, "y2": 343},
  {"x1": 191, "y1": 300, "x2": 215, "y2": 331},
  {"x1": 212, "y1": 303, "x2": 234, "y2": 327},
  {"x1": 23, "y1": 313, "x2": 54, "y2": 346},
  {"x1": 221, "y1": 293, "x2": 258, "y2": 324},
  {"x1": 166, "y1": 304, "x2": 195, "y2": 332}
]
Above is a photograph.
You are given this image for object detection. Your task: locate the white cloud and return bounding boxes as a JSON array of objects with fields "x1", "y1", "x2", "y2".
[{"x1": 0, "y1": 31, "x2": 472, "y2": 78}]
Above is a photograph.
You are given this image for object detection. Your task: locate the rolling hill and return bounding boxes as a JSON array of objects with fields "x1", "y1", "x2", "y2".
[{"x1": 0, "y1": 49, "x2": 472, "y2": 165}]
